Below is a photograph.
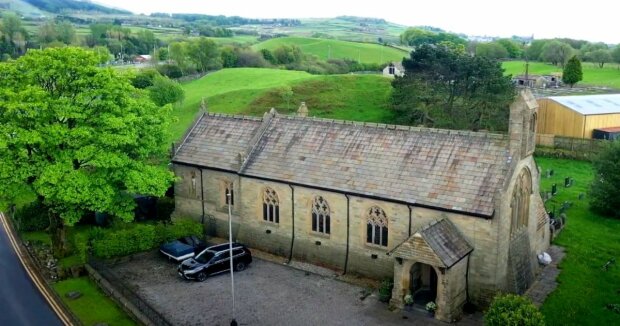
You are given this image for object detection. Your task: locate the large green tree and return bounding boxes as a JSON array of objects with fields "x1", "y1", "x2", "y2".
[
  {"x1": 0, "y1": 48, "x2": 174, "y2": 255},
  {"x1": 188, "y1": 37, "x2": 221, "y2": 72},
  {"x1": 590, "y1": 141, "x2": 620, "y2": 218},
  {"x1": 587, "y1": 49, "x2": 612, "y2": 68},
  {"x1": 391, "y1": 44, "x2": 516, "y2": 132},
  {"x1": 400, "y1": 27, "x2": 466, "y2": 47},
  {"x1": 611, "y1": 46, "x2": 620, "y2": 68},
  {"x1": 562, "y1": 55, "x2": 583, "y2": 88},
  {"x1": 541, "y1": 40, "x2": 573, "y2": 67},
  {"x1": 476, "y1": 42, "x2": 509, "y2": 60}
]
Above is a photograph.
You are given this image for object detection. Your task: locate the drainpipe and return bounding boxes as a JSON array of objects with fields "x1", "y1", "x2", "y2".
[
  {"x1": 200, "y1": 168, "x2": 205, "y2": 224},
  {"x1": 465, "y1": 253, "x2": 473, "y2": 309},
  {"x1": 408, "y1": 206, "x2": 412, "y2": 237},
  {"x1": 287, "y1": 185, "x2": 295, "y2": 263},
  {"x1": 343, "y1": 194, "x2": 351, "y2": 274}
]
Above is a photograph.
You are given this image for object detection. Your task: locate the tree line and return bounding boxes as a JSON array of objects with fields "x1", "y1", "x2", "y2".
[{"x1": 400, "y1": 27, "x2": 620, "y2": 68}]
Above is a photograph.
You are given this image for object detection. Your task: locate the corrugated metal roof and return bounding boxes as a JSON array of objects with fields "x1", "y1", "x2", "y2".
[
  {"x1": 548, "y1": 94, "x2": 620, "y2": 115},
  {"x1": 595, "y1": 126, "x2": 620, "y2": 132}
]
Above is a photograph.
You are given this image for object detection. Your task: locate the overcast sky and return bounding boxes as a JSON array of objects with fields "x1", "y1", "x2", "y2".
[{"x1": 95, "y1": 0, "x2": 618, "y2": 44}]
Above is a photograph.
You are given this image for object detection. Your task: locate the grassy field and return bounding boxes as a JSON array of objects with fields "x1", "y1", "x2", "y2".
[
  {"x1": 53, "y1": 277, "x2": 135, "y2": 326},
  {"x1": 252, "y1": 37, "x2": 407, "y2": 64},
  {"x1": 503, "y1": 61, "x2": 620, "y2": 89},
  {"x1": 536, "y1": 157, "x2": 620, "y2": 326},
  {"x1": 173, "y1": 68, "x2": 394, "y2": 142}
]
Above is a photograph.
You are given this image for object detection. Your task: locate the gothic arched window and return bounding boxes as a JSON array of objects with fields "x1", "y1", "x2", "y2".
[
  {"x1": 263, "y1": 187, "x2": 279, "y2": 223},
  {"x1": 511, "y1": 168, "x2": 532, "y2": 234},
  {"x1": 366, "y1": 206, "x2": 388, "y2": 247},
  {"x1": 312, "y1": 196, "x2": 330, "y2": 234}
]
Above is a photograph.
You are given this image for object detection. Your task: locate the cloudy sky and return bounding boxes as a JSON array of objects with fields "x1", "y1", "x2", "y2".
[{"x1": 95, "y1": 0, "x2": 618, "y2": 44}]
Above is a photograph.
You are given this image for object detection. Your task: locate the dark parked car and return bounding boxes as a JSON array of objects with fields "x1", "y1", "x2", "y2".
[
  {"x1": 178, "y1": 243, "x2": 252, "y2": 281},
  {"x1": 159, "y1": 235, "x2": 207, "y2": 262}
]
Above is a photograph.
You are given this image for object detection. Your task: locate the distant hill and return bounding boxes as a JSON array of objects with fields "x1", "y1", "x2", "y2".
[
  {"x1": 253, "y1": 37, "x2": 407, "y2": 65},
  {"x1": 21, "y1": 0, "x2": 130, "y2": 14}
]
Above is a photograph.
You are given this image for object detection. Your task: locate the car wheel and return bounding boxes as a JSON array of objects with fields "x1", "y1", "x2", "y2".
[
  {"x1": 235, "y1": 261, "x2": 246, "y2": 271},
  {"x1": 196, "y1": 272, "x2": 207, "y2": 282}
]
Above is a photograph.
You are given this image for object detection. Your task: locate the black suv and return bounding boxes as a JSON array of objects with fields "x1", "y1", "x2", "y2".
[{"x1": 177, "y1": 243, "x2": 252, "y2": 282}]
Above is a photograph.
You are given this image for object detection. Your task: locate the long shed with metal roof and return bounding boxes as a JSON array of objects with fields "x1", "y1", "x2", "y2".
[{"x1": 537, "y1": 94, "x2": 620, "y2": 138}]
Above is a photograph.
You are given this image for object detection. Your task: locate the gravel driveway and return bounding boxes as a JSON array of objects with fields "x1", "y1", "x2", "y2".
[{"x1": 109, "y1": 251, "x2": 479, "y2": 325}]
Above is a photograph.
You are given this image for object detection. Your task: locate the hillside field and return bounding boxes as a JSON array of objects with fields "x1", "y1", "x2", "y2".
[
  {"x1": 252, "y1": 37, "x2": 407, "y2": 65},
  {"x1": 503, "y1": 61, "x2": 620, "y2": 89},
  {"x1": 172, "y1": 68, "x2": 393, "y2": 142}
]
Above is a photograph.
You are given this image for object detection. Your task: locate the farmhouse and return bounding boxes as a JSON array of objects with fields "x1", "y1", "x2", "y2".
[
  {"x1": 171, "y1": 90, "x2": 549, "y2": 322},
  {"x1": 513, "y1": 74, "x2": 561, "y2": 88},
  {"x1": 133, "y1": 54, "x2": 152, "y2": 63},
  {"x1": 537, "y1": 94, "x2": 620, "y2": 139},
  {"x1": 382, "y1": 61, "x2": 404, "y2": 77}
]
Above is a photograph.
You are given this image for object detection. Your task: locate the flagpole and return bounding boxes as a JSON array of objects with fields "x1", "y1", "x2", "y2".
[{"x1": 227, "y1": 193, "x2": 237, "y2": 326}]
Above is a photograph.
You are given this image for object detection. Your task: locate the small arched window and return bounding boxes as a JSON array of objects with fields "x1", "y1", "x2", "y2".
[
  {"x1": 312, "y1": 196, "x2": 330, "y2": 234},
  {"x1": 530, "y1": 113, "x2": 537, "y2": 133},
  {"x1": 263, "y1": 187, "x2": 279, "y2": 223},
  {"x1": 366, "y1": 206, "x2": 388, "y2": 247}
]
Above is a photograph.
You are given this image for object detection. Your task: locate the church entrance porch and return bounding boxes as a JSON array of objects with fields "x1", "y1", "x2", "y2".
[
  {"x1": 410, "y1": 262, "x2": 437, "y2": 306},
  {"x1": 389, "y1": 219, "x2": 473, "y2": 322}
]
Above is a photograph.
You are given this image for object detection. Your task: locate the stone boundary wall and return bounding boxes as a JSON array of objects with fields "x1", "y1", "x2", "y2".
[{"x1": 86, "y1": 260, "x2": 173, "y2": 326}]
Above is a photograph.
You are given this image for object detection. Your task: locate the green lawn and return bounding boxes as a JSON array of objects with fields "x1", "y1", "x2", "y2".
[
  {"x1": 53, "y1": 277, "x2": 135, "y2": 326},
  {"x1": 535, "y1": 157, "x2": 620, "y2": 326},
  {"x1": 503, "y1": 61, "x2": 620, "y2": 89},
  {"x1": 173, "y1": 68, "x2": 394, "y2": 142},
  {"x1": 252, "y1": 37, "x2": 407, "y2": 64}
]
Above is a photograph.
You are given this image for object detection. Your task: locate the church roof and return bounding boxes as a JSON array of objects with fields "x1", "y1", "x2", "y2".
[
  {"x1": 173, "y1": 111, "x2": 511, "y2": 217},
  {"x1": 390, "y1": 219, "x2": 473, "y2": 268},
  {"x1": 173, "y1": 113, "x2": 262, "y2": 171}
]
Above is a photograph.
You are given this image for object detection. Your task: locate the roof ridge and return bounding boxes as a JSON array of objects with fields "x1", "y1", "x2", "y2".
[
  {"x1": 275, "y1": 114, "x2": 507, "y2": 140},
  {"x1": 238, "y1": 109, "x2": 278, "y2": 172},
  {"x1": 204, "y1": 111, "x2": 262, "y2": 121}
]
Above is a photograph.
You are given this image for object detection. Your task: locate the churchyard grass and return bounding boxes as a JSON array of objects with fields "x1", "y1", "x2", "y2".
[
  {"x1": 535, "y1": 157, "x2": 620, "y2": 325},
  {"x1": 53, "y1": 277, "x2": 136, "y2": 326}
]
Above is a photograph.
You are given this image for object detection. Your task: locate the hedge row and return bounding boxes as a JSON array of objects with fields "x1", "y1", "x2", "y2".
[{"x1": 90, "y1": 219, "x2": 203, "y2": 259}]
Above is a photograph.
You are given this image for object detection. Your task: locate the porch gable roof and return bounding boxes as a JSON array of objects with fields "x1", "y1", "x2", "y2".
[{"x1": 391, "y1": 219, "x2": 473, "y2": 268}]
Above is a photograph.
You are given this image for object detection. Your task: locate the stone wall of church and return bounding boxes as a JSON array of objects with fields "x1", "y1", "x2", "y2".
[
  {"x1": 496, "y1": 156, "x2": 550, "y2": 300},
  {"x1": 173, "y1": 161, "x2": 548, "y2": 307},
  {"x1": 409, "y1": 206, "x2": 501, "y2": 306},
  {"x1": 346, "y1": 196, "x2": 410, "y2": 279}
]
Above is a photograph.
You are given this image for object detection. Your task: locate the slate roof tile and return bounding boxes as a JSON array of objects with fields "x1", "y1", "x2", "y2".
[{"x1": 174, "y1": 112, "x2": 510, "y2": 217}]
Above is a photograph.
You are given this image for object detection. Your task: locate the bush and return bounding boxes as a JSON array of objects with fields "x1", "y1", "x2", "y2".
[
  {"x1": 484, "y1": 294, "x2": 545, "y2": 326},
  {"x1": 14, "y1": 201, "x2": 50, "y2": 232},
  {"x1": 131, "y1": 69, "x2": 161, "y2": 89},
  {"x1": 91, "y1": 219, "x2": 203, "y2": 259},
  {"x1": 157, "y1": 63, "x2": 183, "y2": 79},
  {"x1": 378, "y1": 278, "x2": 393, "y2": 303}
]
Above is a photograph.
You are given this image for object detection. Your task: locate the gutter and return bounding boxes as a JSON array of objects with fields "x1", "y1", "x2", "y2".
[
  {"x1": 287, "y1": 184, "x2": 295, "y2": 263},
  {"x1": 343, "y1": 194, "x2": 350, "y2": 275}
]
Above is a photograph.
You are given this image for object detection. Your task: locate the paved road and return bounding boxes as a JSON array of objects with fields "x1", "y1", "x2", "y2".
[{"x1": 0, "y1": 218, "x2": 62, "y2": 326}]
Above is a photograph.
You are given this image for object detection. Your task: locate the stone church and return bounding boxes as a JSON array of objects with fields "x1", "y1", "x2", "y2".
[{"x1": 171, "y1": 90, "x2": 549, "y2": 322}]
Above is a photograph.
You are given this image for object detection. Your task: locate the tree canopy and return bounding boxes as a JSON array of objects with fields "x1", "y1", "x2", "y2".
[
  {"x1": 590, "y1": 141, "x2": 620, "y2": 218},
  {"x1": 562, "y1": 55, "x2": 583, "y2": 88},
  {"x1": 391, "y1": 44, "x2": 515, "y2": 132},
  {"x1": 400, "y1": 27, "x2": 466, "y2": 47},
  {"x1": 541, "y1": 40, "x2": 573, "y2": 67},
  {"x1": 0, "y1": 47, "x2": 174, "y2": 253}
]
